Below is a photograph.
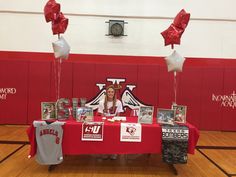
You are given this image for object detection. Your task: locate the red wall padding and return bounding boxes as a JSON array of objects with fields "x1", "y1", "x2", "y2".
[
  {"x1": 73, "y1": 63, "x2": 96, "y2": 99},
  {"x1": 177, "y1": 67, "x2": 203, "y2": 128},
  {"x1": 221, "y1": 68, "x2": 236, "y2": 130},
  {"x1": 0, "y1": 60, "x2": 28, "y2": 124},
  {"x1": 200, "y1": 68, "x2": 224, "y2": 130},
  {"x1": 50, "y1": 62, "x2": 73, "y2": 99},
  {"x1": 0, "y1": 51, "x2": 236, "y2": 131},
  {"x1": 137, "y1": 65, "x2": 159, "y2": 115},
  {"x1": 27, "y1": 61, "x2": 51, "y2": 123}
]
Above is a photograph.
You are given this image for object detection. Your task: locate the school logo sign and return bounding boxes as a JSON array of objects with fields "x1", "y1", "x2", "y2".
[
  {"x1": 120, "y1": 123, "x2": 142, "y2": 142},
  {"x1": 85, "y1": 78, "x2": 149, "y2": 111},
  {"x1": 126, "y1": 126, "x2": 136, "y2": 136},
  {"x1": 81, "y1": 122, "x2": 104, "y2": 141}
]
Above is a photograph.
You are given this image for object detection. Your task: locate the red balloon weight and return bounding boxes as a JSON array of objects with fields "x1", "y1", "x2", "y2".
[
  {"x1": 173, "y1": 9, "x2": 190, "y2": 30},
  {"x1": 44, "y1": 0, "x2": 61, "y2": 23},
  {"x1": 52, "y1": 12, "x2": 69, "y2": 35},
  {"x1": 161, "y1": 25, "x2": 184, "y2": 47}
]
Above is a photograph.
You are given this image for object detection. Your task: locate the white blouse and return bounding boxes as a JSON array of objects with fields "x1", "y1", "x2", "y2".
[{"x1": 98, "y1": 99, "x2": 123, "y2": 116}]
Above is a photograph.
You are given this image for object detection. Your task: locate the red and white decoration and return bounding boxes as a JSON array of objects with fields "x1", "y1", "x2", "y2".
[
  {"x1": 82, "y1": 122, "x2": 104, "y2": 141},
  {"x1": 120, "y1": 123, "x2": 142, "y2": 142}
]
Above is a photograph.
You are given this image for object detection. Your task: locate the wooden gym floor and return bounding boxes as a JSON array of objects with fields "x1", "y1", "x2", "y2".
[{"x1": 0, "y1": 125, "x2": 236, "y2": 177}]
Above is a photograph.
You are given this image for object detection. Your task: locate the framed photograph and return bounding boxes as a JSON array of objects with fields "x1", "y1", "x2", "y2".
[
  {"x1": 76, "y1": 107, "x2": 94, "y2": 122},
  {"x1": 157, "y1": 108, "x2": 175, "y2": 125},
  {"x1": 138, "y1": 106, "x2": 154, "y2": 124},
  {"x1": 171, "y1": 104, "x2": 187, "y2": 123},
  {"x1": 41, "y1": 102, "x2": 57, "y2": 120}
]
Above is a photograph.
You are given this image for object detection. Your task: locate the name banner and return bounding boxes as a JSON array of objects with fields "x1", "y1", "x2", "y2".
[
  {"x1": 82, "y1": 122, "x2": 104, "y2": 141},
  {"x1": 120, "y1": 123, "x2": 142, "y2": 142},
  {"x1": 161, "y1": 125, "x2": 189, "y2": 164},
  {"x1": 162, "y1": 125, "x2": 189, "y2": 141}
]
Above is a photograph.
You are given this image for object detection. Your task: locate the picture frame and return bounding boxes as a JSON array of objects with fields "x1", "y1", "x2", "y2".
[
  {"x1": 157, "y1": 108, "x2": 175, "y2": 125},
  {"x1": 138, "y1": 106, "x2": 154, "y2": 124},
  {"x1": 76, "y1": 107, "x2": 94, "y2": 122},
  {"x1": 171, "y1": 104, "x2": 187, "y2": 123},
  {"x1": 41, "y1": 102, "x2": 57, "y2": 120}
]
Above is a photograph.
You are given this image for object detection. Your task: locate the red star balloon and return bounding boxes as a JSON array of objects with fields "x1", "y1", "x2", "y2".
[
  {"x1": 173, "y1": 9, "x2": 190, "y2": 30},
  {"x1": 161, "y1": 9, "x2": 190, "y2": 49},
  {"x1": 44, "y1": 0, "x2": 61, "y2": 23},
  {"x1": 161, "y1": 25, "x2": 184, "y2": 48},
  {"x1": 52, "y1": 12, "x2": 69, "y2": 35}
]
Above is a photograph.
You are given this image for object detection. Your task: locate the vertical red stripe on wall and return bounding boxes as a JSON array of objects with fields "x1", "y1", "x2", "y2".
[
  {"x1": 137, "y1": 65, "x2": 160, "y2": 116},
  {"x1": 221, "y1": 68, "x2": 236, "y2": 131},
  {"x1": 177, "y1": 67, "x2": 203, "y2": 129},
  {"x1": 200, "y1": 68, "x2": 224, "y2": 130},
  {"x1": 158, "y1": 67, "x2": 175, "y2": 109},
  {"x1": 0, "y1": 60, "x2": 29, "y2": 124},
  {"x1": 50, "y1": 62, "x2": 73, "y2": 100},
  {"x1": 27, "y1": 61, "x2": 52, "y2": 124},
  {"x1": 73, "y1": 63, "x2": 96, "y2": 100}
]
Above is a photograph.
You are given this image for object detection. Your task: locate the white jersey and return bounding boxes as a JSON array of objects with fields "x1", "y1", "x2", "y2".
[
  {"x1": 33, "y1": 121, "x2": 65, "y2": 165},
  {"x1": 98, "y1": 99, "x2": 123, "y2": 116}
]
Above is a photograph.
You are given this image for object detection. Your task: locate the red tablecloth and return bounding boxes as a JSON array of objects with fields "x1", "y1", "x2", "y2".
[{"x1": 27, "y1": 117, "x2": 199, "y2": 157}]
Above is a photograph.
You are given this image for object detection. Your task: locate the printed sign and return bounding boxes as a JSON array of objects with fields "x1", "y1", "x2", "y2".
[
  {"x1": 0, "y1": 88, "x2": 17, "y2": 100},
  {"x1": 161, "y1": 125, "x2": 189, "y2": 164},
  {"x1": 162, "y1": 125, "x2": 189, "y2": 141},
  {"x1": 120, "y1": 123, "x2": 142, "y2": 142},
  {"x1": 212, "y1": 91, "x2": 236, "y2": 109},
  {"x1": 82, "y1": 122, "x2": 104, "y2": 141}
]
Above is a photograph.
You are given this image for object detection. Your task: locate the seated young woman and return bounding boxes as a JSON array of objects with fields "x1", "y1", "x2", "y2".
[
  {"x1": 97, "y1": 84, "x2": 124, "y2": 160},
  {"x1": 97, "y1": 84, "x2": 123, "y2": 117}
]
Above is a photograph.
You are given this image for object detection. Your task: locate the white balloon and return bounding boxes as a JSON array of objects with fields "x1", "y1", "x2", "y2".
[
  {"x1": 52, "y1": 36, "x2": 70, "y2": 60},
  {"x1": 165, "y1": 50, "x2": 186, "y2": 72}
]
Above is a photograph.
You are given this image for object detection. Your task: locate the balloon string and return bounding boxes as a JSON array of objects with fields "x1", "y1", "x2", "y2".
[
  {"x1": 57, "y1": 60, "x2": 59, "y2": 101},
  {"x1": 57, "y1": 58, "x2": 62, "y2": 101},
  {"x1": 174, "y1": 71, "x2": 177, "y2": 104},
  {"x1": 53, "y1": 59, "x2": 58, "y2": 101},
  {"x1": 53, "y1": 58, "x2": 62, "y2": 101},
  {"x1": 54, "y1": 34, "x2": 61, "y2": 101}
]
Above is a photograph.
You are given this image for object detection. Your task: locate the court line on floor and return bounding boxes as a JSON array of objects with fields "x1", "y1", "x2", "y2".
[
  {"x1": 197, "y1": 146, "x2": 236, "y2": 150},
  {"x1": 197, "y1": 147, "x2": 235, "y2": 177},
  {"x1": 0, "y1": 144, "x2": 25, "y2": 163},
  {"x1": 0, "y1": 141, "x2": 29, "y2": 144}
]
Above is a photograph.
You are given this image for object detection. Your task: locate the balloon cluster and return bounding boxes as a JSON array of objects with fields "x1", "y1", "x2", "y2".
[
  {"x1": 161, "y1": 9, "x2": 190, "y2": 49},
  {"x1": 44, "y1": 0, "x2": 68, "y2": 35},
  {"x1": 43, "y1": 0, "x2": 70, "y2": 101},
  {"x1": 161, "y1": 9, "x2": 190, "y2": 104},
  {"x1": 44, "y1": 0, "x2": 70, "y2": 60},
  {"x1": 162, "y1": 9, "x2": 190, "y2": 72}
]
